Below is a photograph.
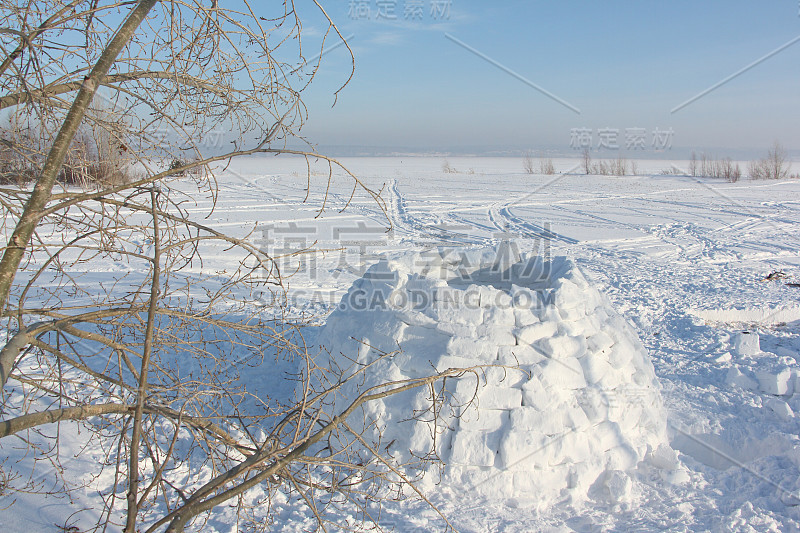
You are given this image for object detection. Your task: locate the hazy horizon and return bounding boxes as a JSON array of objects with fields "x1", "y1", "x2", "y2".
[{"x1": 283, "y1": 143, "x2": 798, "y2": 160}]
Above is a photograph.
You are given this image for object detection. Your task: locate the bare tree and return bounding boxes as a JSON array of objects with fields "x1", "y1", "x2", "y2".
[
  {"x1": 766, "y1": 141, "x2": 790, "y2": 180},
  {"x1": 748, "y1": 141, "x2": 790, "y2": 180},
  {"x1": 686, "y1": 154, "x2": 740, "y2": 182},
  {"x1": 688, "y1": 151, "x2": 697, "y2": 177},
  {"x1": 719, "y1": 157, "x2": 741, "y2": 182},
  {"x1": 523, "y1": 151, "x2": 535, "y2": 174},
  {"x1": 708, "y1": 156, "x2": 717, "y2": 178},
  {"x1": 747, "y1": 158, "x2": 766, "y2": 180},
  {"x1": 0, "y1": 2, "x2": 470, "y2": 532},
  {"x1": 523, "y1": 151, "x2": 554, "y2": 175},
  {"x1": 538, "y1": 155, "x2": 555, "y2": 175},
  {"x1": 593, "y1": 160, "x2": 609, "y2": 175},
  {"x1": 582, "y1": 147, "x2": 591, "y2": 175},
  {"x1": 611, "y1": 156, "x2": 627, "y2": 176}
]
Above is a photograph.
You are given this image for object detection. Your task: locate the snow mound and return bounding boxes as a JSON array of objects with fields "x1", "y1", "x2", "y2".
[
  {"x1": 313, "y1": 246, "x2": 672, "y2": 506},
  {"x1": 690, "y1": 306, "x2": 800, "y2": 327}
]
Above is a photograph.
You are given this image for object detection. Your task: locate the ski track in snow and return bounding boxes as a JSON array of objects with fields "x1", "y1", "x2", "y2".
[
  {"x1": 5, "y1": 158, "x2": 800, "y2": 532},
  {"x1": 488, "y1": 203, "x2": 579, "y2": 244},
  {"x1": 388, "y1": 179, "x2": 486, "y2": 245}
]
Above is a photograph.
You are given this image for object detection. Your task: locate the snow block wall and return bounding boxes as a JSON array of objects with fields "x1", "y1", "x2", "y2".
[{"x1": 312, "y1": 246, "x2": 673, "y2": 506}]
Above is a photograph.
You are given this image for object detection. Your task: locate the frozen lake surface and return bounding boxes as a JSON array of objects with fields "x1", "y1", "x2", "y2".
[{"x1": 5, "y1": 156, "x2": 800, "y2": 531}]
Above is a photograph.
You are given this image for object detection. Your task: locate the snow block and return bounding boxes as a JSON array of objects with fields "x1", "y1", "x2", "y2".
[
  {"x1": 498, "y1": 430, "x2": 552, "y2": 470},
  {"x1": 732, "y1": 331, "x2": 760, "y2": 357},
  {"x1": 371, "y1": 313, "x2": 409, "y2": 342},
  {"x1": 435, "y1": 321, "x2": 474, "y2": 337},
  {"x1": 394, "y1": 307, "x2": 438, "y2": 328},
  {"x1": 560, "y1": 315, "x2": 600, "y2": 337},
  {"x1": 580, "y1": 352, "x2": 615, "y2": 385},
  {"x1": 475, "y1": 324, "x2": 517, "y2": 346},
  {"x1": 646, "y1": 443, "x2": 681, "y2": 470},
  {"x1": 449, "y1": 430, "x2": 499, "y2": 467},
  {"x1": 608, "y1": 338, "x2": 635, "y2": 369},
  {"x1": 516, "y1": 322, "x2": 559, "y2": 345},
  {"x1": 587, "y1": 331, "x2": 615, "y2": 354},
  {"x1": 538, "y1": 305, "x2": 563, "y2": 322},
  {"x1": 458, "y1": 408, "x2": 509, "y2": 432},
  {"x1": 756, "y1": 366, "x2": 794, "y2": 396},
  {"x1": 482, "y1": 306, "x2": 516, "y2": 328},
  {"x1": 521, "y1": 376, "x2": 561, "y2": 411},
  {"x1": 765, "y1": 397, "x2": 794, "y2": 420},
  {"x1": 435, "y1": 302, "x2": 484, "y2": 326},
  {"x1": 446, "y1": 466, "x2": 515, "y2": 499},
  {"x1": 483, "y1": 366, "x2": 529, "y2": 388},
  {"x1": 477, "y1": 385, "x2": 523, "y2": 410},
  {"x1": 498, "y1": 345, "x2": 547, "y2": 366},
  {"x1": 724, "y1": 366, "x2": 759, "y2": 391},
  {"x1": 559, "y1": 306, "x2": 587, "y2": 321},
  {"x1": 576, "y1": 388, "x2": 611, "y2": 423},
  {"x1": 447, "y1": 336, "x2": 499, "y2": 362},
  {"x1": 553, "y1": 279, "x2": 584, "y2": 311},
  {"x1": 514, "y1": 308, "x2": 540, "y2": 328},
  {"x1": 536, "y1": 335, "x2": 587, "y2": 360},
  {"x1": 536, "y1": 358, "x2": 587, "y2": 390},
  {"x1": 592, "y1": 470, "x2": 633, "y2": 503},
  {"x1": 509, "y1": 407, "x2": 568, "y2": 435},
  {"x1": 433, "y1": 354, "x2": 477, "y2": 372}
]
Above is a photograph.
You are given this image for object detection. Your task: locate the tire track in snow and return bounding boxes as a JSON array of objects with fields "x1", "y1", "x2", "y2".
[
  {"x1": 388, "y1": 179, "x2": 484, "y2": 245},
  {"x1": 446, "y1": 213, "x2": 498, "y2": 235},
  {"x1": 488, "y1": 203, "x2": 578, "y2": 244}
]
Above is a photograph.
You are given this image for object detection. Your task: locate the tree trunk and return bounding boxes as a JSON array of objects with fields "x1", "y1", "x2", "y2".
[{"x1": 0, "y1": 0, "x2": 159, "y2": 313}]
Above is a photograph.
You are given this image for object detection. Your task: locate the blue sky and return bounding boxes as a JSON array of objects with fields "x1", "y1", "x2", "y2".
[{"x1": 297, "y1": 1, "x2": 800, "y2": 155}]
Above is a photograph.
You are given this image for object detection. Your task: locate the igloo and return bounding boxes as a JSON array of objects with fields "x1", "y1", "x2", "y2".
[{"x1": 312, "y1": 245, "x2": 676, "y2": 506}]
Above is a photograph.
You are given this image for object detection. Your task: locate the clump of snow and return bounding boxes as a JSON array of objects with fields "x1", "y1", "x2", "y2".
[
  {"x1": 311, "y1": 245, "x2": 674, "y2": 506},
  {"x1": 725, "y1": 366, "x2": 759, "y2": 391},
  {"x1": 756, "y1": 366, "x2": 794, "y2": 396},
  {"x1": 765, "y1": 397, "x2": 794, "y2": 420},
  {"x1": 733, "y1": 331, "x2": 761, "y2": 357},
  {"x1": 721, "y1": 331, "x2": 800, "y2": 399}
]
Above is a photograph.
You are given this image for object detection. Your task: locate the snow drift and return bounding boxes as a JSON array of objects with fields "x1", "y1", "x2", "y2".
[{"x1": 312, "y1": 245, "x2": 675, "y2": 506}]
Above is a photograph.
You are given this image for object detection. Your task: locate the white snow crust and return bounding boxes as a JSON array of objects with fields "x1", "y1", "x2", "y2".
[{"x1": 6, "y1": 157, "x2": 800, "y2": 532}]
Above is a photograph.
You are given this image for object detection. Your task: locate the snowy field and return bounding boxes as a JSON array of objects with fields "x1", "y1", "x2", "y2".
[{"x1": 5, "y1": 155, "x2": 800, "y2": 532}]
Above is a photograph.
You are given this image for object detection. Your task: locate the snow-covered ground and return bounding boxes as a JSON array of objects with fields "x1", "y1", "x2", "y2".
[{"x1": 4, "y1": 156, "x2": 800, "y2": 531}]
